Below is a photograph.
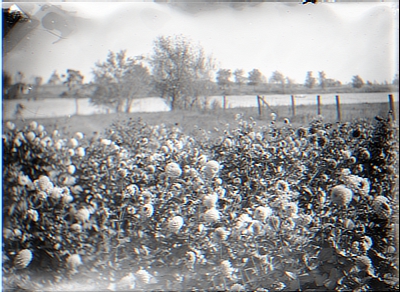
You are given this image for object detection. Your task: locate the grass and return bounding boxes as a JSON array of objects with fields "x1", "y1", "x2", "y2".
[{"x1": 6, "y1": 102, "x2": 398, "y2": 139}]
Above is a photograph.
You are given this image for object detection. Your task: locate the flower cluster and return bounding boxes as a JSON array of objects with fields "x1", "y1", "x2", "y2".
[{"x1": 2, "y1": 113, "x2": 398, "y2": 291}]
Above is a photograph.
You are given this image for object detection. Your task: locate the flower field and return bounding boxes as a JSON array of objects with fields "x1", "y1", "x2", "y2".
[{"x1": 2, "y1": 112, "x2": 399, "y2": 291}]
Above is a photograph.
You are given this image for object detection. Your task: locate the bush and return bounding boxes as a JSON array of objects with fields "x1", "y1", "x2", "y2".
[{"x1": 2, "y1": 114, "x2": 399, "y2": 291}]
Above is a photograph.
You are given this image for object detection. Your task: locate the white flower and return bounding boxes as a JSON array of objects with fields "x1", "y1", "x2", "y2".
[
  {"x1": 67, "y1": 165, "x2": 76, "y2": 175},
  {"x1": 135, "y1": 269, "x2": 152, "y2": 284},
  {"x1": 204, "y1": 208, "x2": 220, "y2": 223},
  {"x1": 68, "y1": 149, "x2": 75, "y2": 156},
  {"x1": 68, "y1": 138, "x2": 79, "y2": 148},
  {"x1": 203, "y1": 193, "x2": 219, "y2": 209},
  {"x1": 254, "y1": 206, "x2": 273, "y2": 222},
  {"x1": 74, "y1": 132, "x2": 84, "y2": 140},
  {"x1": 203, "y1": 160, "x2": 220, "y2": 178},
  {"x1": 100, "y1": 139, "x2": 112, "y2": 146},
  {"x1": 67, "y1": 254, "x2": 82, "y2": 270},
  {"x1": 26, "y1": 131, "x2": 36, "y2": 142},
  {"x1": 14, "y1": 249, "x2": 33, "y2": 269},
  {"x1": 37, "y1": 125, "x2": 45, "y2": 133},
  {"x1": 26, "y1": 209, "x2": 39, "y2": 222},
  {"x1": 76, "y1": 147, "x2": 85, "y2": 157},
  {"x1": 141, "y1": 204, "x2": 154, "y2": 218},
  {"x1": 75, "y1": 208, "x2": 90, "y2": 222},
  {"x1": 6, "y1": 121, "x2": 16, "y2": 130},
  {"x1": 168, "y1": 216, "x2": 184, "y2": 233},
  {"x1": 165, "y1": 162, "x2": 182, "y2": 178}
]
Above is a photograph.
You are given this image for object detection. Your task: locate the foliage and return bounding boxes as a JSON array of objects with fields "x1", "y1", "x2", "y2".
[
  {"x1": 304, "y1": 71, "x2": 317, "y2": 89},
  {"x1": 233, "y1": 69, "x2": 247, "y2": 88},
  {"x1": 91, "y1": 50, "x2": 152, "y2": 113},
  {"x1": 318, "y1": 71, "x2": 326, "y2": 90},
  {"x1": 216, "y1": 69, "x2": 232, "y2": 94},
  {"x1": 149, "y1": 35, "x2": 216, "y2": 110},
  {"x1": 2, "y1": 111, "x2": 398, "y2": 291},
  {"x1": 247, "y1": 69, "x2": 264, "y2": 88},
  {"x1": 352, "y1": 75, "x2": 365, "y2": 89},
  {"x1": 47, "y1": 70, "x2": 62, "y2": 85}
]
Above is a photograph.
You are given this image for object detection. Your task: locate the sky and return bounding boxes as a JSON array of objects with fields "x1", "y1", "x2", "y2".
[{"x1": 2, "y1": 1, "x2": 399, "y2": 85}]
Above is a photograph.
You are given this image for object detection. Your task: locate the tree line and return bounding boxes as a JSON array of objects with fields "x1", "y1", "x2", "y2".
[{"x1": 3, "y1": 35, "x2": 399, "y2": 111}]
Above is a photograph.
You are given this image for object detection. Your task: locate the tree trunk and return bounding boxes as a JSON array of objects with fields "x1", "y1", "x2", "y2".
[{"x1": 125, "y1": 98, "x2": 134, "y2": 113}]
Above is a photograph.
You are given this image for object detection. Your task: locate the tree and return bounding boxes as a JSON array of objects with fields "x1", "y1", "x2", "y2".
[
  {"x1": 233, "y1": 69, "x2": 246, "y2": 88},
  {"x1": 304, "y1": 71, "x2": 316, "y2": 89},
  {"x1": 392, "y1": 74, "x2": 399, "y2": 86},
  {"x1": 91, "y1": 50, "x2": 152, "y2": 112},
  {"x1": 269, "y1": 70, "x2": 285, "y2": 93},
  {"x1": 318, "y1": 71, "x2": 327, "y2": 90},
  {"x1": 61, "y1": 69, "x2": 84, "y2": 98},
  {"x1": 285, "y1": 77, "x2": 295, "y2": 91},
  {"x1": 34, "y1": 76, "x2": 43, "y2": 87},
  {"x1": 351, "y1": 75, "x2": 364, "y2": 89},
  {"x1": 248, "y1": 69, "x2": 263, "y2": 91},
  {"x1": 149, "y1": 35, "x2": 215, "y2": 110},
  {"x1": 47, "y1": 71, "x2": 62, "y2": 85},
  {"x1": 216, "y1": 69, "x2": 232, "y2": 94}
]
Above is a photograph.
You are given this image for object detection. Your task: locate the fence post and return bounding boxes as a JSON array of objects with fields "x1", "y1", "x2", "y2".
[
  {"x1": 75, "y1": 98, "x2": 79, "y2": 115},
  {"x1": 335, "y1": 95, "x2": 341, "y2": 122},
  {"x1": 388, "y1": 94, "x2": 396, "y2": 121},
  {"x1": 223, "y1": 96, "x2": 227, "y2": 110},
  {"x1": 257, "y1": 95, "x2": 262, "y2": 117},
  {"x1": 317, "y1": 95, "x2": 321, "y2": 116},
  {"x1": 291, "y1": 95, "x2": 296, "y2": 117}
]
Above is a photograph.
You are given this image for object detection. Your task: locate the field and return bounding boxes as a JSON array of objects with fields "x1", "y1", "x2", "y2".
[
  {"x1": 7, "y1": 102, "x2": 399, "y2": 139},
  {"x1": 2, "y1": 102, "x2": 399, "y2": 291}
]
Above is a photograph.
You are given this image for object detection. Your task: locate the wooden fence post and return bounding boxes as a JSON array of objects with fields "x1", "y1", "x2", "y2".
[
  {"x1": 75, "y1": 98, "x2": 79, "y2": 115},
  {"x1": 389, "y1": 94, "x2": 396, "y2": 121},
  {"x1": 223, "y1": 96, "x2": 227, "y2": 110},
  {"x1": 335, "y1": 95, "x2": 341, "y2": 122},
  {"x1": 291, "y1": 95, "x2": 296, "y2": 117},
  {"x1": 257, "y1": 95, "x2": 262, "y2": 117},
  {"x1": 317, "y1": 95, "x2": 321, "y2": 116}
]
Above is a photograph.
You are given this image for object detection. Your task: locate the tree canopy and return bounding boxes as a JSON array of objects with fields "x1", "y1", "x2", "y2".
[
  {"x1": 149, "y1": 35, "x2": 215, "y2": 110},
  {"x1": 91, "y1": 50, "x2": 152, "y2": 112}
]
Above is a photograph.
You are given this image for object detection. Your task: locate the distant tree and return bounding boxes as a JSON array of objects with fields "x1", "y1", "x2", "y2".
[
  {"x1": 91, "y1": 50, "x2": 152, "y2": 112},
  {"x1": 269, "y1": 71, "x2": 285, "y2": 93},
  {"x1": 285, "y1": 77, "x2": 295, "y2": 91},
  {"x1": 325, "y1": 78, "x2": 341, "y2": 87},
  {"x1": 351, "y1": 75, "x2": 364, "y2": 89},
  {"x1": 233, "y1": 69, "x2": 247, "y2": 88},
  {"x1": 47, "y1": 71, "x2": 62, "y2": 85},
  {"x1": 2, "y1": 70, "x2": 12, "y2": 94},
  {"x1": 15, "y1": 71, "x2": 24, "y2": 83},
  {"x1": 149, "y1": 35, "x2": 215, "y2": 110},
  {"x1": 366, "y1": 80, "x2": 373, "y2": 86},
  {"x1": 392, "y1": 74, "x2": 399, "y2": 86},
  {"x1": 61, "y1": 69, "x2": 84, "y2": 98},
  {"x1": 318, "y1": 71, "x2": 327, "y2": 90},
  {"x1": 304, "y1": 71, "x2": 316, "y2": 89},
  {"x1": 216, "y1": 69, "x2": 232, "y2": 93},
  {"x1": 248, "y1": 69, "x2": 263, "y2": 91},
  {"x1": 34, "y1": 76, "x2": 43, "y2": 87}
]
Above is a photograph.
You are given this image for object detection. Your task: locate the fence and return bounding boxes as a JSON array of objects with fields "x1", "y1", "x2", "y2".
[{"x1": 253, "y1": 94, "x2": 397, "y2": 122}]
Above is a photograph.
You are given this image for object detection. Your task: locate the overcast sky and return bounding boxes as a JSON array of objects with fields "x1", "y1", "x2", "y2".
[{"x1": 3, "y1": 1, "x2": 399, "y2": 84}]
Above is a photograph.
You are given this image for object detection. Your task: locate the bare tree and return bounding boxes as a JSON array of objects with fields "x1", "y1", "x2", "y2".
[{"x1": 149, "y1": 35, "x2": 215, "y2": 110}]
